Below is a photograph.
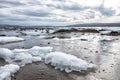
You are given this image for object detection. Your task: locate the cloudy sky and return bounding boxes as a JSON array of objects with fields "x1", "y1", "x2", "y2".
[{"x1": 0, "y1": 0, "x2": 120, "y2": 26}]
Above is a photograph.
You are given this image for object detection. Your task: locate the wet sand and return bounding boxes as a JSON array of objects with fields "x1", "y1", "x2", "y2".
[
  {"x1": 12, "y1": 62, "x2": 74, "y2": 80},
  {"x1": 0, "y1": 28, "x2": 120, "y2": 80},
  {"x1": 0, "y1": 58, "x2": 7, "y2": 66}
]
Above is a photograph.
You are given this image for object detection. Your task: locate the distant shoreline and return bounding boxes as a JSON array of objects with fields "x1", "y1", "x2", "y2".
[{"x1": 0, "y1": 23, "x2": 120, "y2": 29}]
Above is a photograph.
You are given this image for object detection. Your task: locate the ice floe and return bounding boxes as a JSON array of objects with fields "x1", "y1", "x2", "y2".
[{"x1": 0, "y1": 36, "x2": 24, "y2": 44}]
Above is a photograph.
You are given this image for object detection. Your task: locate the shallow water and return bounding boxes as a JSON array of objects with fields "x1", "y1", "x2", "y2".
[{"x1": 0, "y1": 28, "x2": 120, "y2": 80}]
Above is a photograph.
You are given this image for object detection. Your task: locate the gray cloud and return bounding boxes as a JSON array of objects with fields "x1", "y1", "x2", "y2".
[
  {"x1": 0, "y1": 0, "x2": 25, "y2": 7},
  {"x1": 46, "y1": 2, "x2": 116, "y2": 18},
  {"x1": 14, "y1": 10, "x2": 51, "y2": 17},
  {"x1": 93, "y1": 4, "x2": 116, "y2": 16},
  {"x1": 0, "y1": 5, "x2": 9, "y2": 8},
  {"x1": 46, "y1": 3, "x2": 83, "y2": 11},
  {"x1": 0, "y1": 0, "x2": 120, "y2": 26}
]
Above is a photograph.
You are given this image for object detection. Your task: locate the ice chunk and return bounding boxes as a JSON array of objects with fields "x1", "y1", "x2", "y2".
[
  {"x1": 0, "y1": 46, "x2": 53, "y2": 66},
  {"x1": 45, "y1": 52, "x2": 96, "y2": 73},
  {"x1": 28, "y1": 46, "x2": 53, "y2": 58},
  {"x1": 0, "y1": 48, "x2": 13, "y2": 62},
  {"x1": 13, "y1": 49, "x2": 28, "y2": 53},
  {"x1": 12, "y1": 52, "x2": 41, "y2": 66},
  {"x1": 0, "y1": 64, "x2": 20, "y2": 80},
  {"x1": 100, "y1": 31, "x2": 112, "y2": 35},
  {"x1": 0, "y1": 36, "x2": 24, "y2": 44},
  {"x1": 13, "y1": 46, "x2": 53, "y2": 59}
]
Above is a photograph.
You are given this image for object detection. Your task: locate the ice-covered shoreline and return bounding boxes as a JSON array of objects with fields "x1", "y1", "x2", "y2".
[
  {"x1": 0, "y1": 27, "x2": 119, "y2": 80},
  {"x1": 0, "y1": 46, "x2": 96, "y2": 80}
]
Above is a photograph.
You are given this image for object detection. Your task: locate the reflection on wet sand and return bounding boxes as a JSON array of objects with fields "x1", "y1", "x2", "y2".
[{"x1": 51, "y1": 33, "x2": 120, "y2": 80}]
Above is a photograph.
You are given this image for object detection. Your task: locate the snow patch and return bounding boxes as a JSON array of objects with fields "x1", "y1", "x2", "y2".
[{"x1": 0, "y1": 36, "x2": 24, "y2": 44}]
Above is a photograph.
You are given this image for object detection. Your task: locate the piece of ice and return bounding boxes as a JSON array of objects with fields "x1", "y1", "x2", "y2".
[
  {"x1": 0, "y1": 64, "x2": 20, "y2": 80},
  {"x1": 100, "y1": 31, "x2": 112, "y2": 35},
  {"x1": 12, "y1": 52, "x2": 42, "y2": 66},
  {"x1": 28, "y1": 46, "x2": 53, "y2": 58},
  {"x1": 0, "y1": 46, "x2": 53, "y2": 66},
  {"x1": 0, "y1": 48, "x2": 14, "y2": 62},
  {"x1": 45, "y1": 52, "x2": 96, "y2": 73}
]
